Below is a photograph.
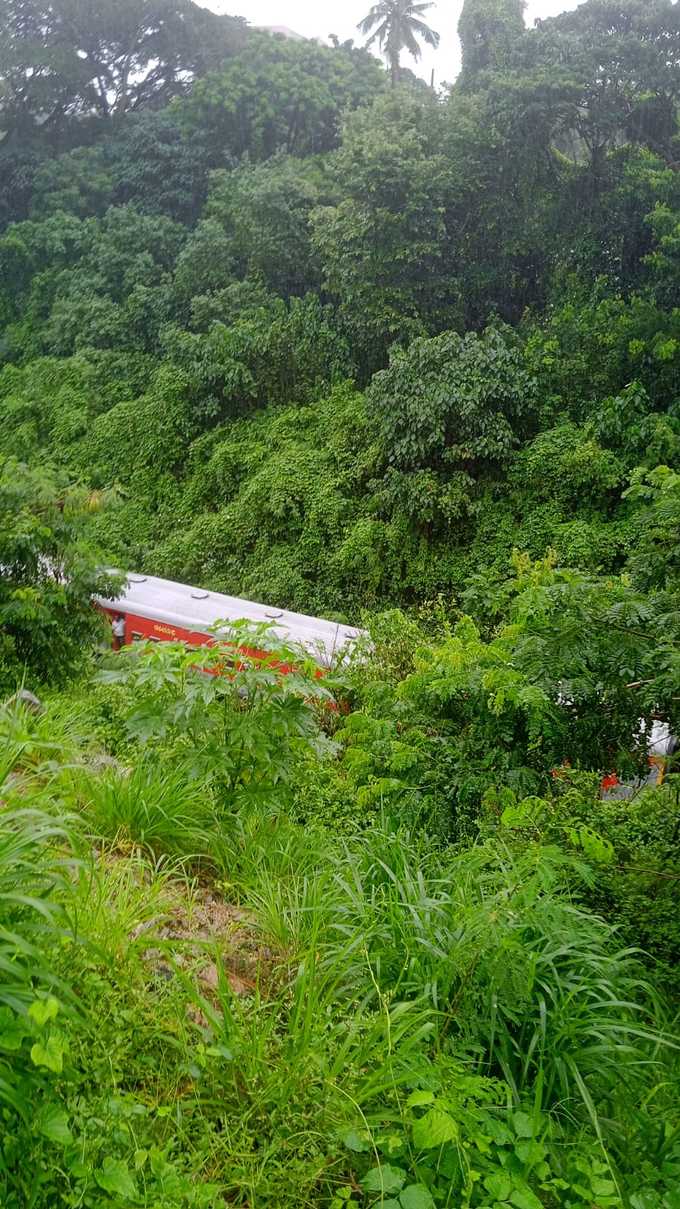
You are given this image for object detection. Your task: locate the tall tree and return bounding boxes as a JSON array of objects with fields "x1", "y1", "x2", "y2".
[
  {"x1": 178, "y1": 35, "x2": 386, "y2": 163},
  {"x1": 458, "y1": 0, "x2": 525, "y2": 87},
  {"x1": 358, "y1": 0, "x2": 440, "y2": 87},
  {"x1": 534, "y1": 0, "x2": 680, "y2": 165},
  {"x1": 0, "y1": 0, "x2": 247, "y2": 143}
]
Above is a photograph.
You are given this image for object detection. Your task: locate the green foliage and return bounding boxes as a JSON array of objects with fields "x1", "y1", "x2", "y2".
[
  {"x1": 489, "y1": 770, "x2": 680, "y2": 998},
  {"x1": 96, "y1": 630, "x2": 337, "y2": 809},
  {"x1": 0, "y1": 757, "x2": 68, "y2": 1023},
  {"x1": 5, "y1": 0, "x2": 680, "y2": 634},
  {"x1": 2, "y1": 8, "x2": 680, "y2": 1204},
  {"x1": 367, "y1": 326, "x2": 536, "y2": 477},
  {"x1": 311, "y1": 91, "x2": 460, "y2": 373},
  {"x1": 0, "y1": 0, "x2": 247, "y2": 141},
  {"x1": 77, "y1": 760, "x2": 219, "y2": 863},
  {"x1": 345, "y1": 1074, "x2": 625, "y2": 1208},
  {"x1": 625, "y1": 464, "x2": 680, "y2": 589},
  {"x1": 0, "y1": 640, "x2": 677, "y2": 1207},
  {"x1": 458, "y1": 0, "x2": 526, "y2": 86},
  {"x1": 202, "y1": 155, "x2": 332, "y2": 299},
  {"x1": 0, "y1": 204, "x2": 186, "y2": 358},
  {"x1": 535, "y1": 0, "x2": 680, "y2": 166},
  {"x1": 128, "y1": 386, "x2": 377, "y2": 612},
  {"x1": 176, "y1": 33, "x2": 386, "y2": 163},
  {"x1": 0, "y1": 459, "x2": 121, "y2": 689},
  {"x1": 515, "y1": 422, "x2": 624, "y2": 509}
]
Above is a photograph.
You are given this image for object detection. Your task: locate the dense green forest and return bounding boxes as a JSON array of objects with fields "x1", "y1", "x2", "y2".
[{"x1": 1, "y1": 0, "x2": 680, "y2": 1206}]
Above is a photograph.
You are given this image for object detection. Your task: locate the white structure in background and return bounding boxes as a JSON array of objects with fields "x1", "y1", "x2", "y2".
[
  {"x1": 256, "y1": 25, "x2": 305, "y2": 39},
  {"x1": 255, "y1": 25, "x2": 328, "y2": 47}
]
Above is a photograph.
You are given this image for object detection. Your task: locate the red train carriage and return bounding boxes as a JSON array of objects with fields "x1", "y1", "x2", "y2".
[{"x1": 95, "y1": 572, "x2": 362, "y2": 670}]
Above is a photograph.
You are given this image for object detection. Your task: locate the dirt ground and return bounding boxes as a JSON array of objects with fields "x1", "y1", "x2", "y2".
[{"x1": 130, "y1": 877, "x2": 278, "y2": 1006}]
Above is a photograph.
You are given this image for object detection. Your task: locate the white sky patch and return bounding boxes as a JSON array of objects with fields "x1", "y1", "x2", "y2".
[{"x1": 203, "y1": 0, "x2": 583, "y2": 86}]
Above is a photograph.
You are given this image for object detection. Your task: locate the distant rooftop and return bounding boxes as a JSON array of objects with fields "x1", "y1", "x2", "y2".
[
  {"x1": 255, "y1": 24, "x2": 327, "y2": 47},
  {"x1": 256, "y1": 25, "x2": 305, "y2": 41}
]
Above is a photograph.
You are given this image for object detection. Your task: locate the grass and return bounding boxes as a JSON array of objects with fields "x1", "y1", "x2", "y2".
[
  {"x1": 0, "y1": 709, "x2": 678, "y2": 1208},
  {"x1": 72, "y1": 759, "x2": 220, "y2": 863},
  {"x1": 0, "y1": 744, "x2": 70, "y2": 1016},
  {"x1": 218, "y1": 815, "x2": 674, "y2": 1131},
  {"x1": 0, "y1": 694, "x2": 94, "y2": 770}
]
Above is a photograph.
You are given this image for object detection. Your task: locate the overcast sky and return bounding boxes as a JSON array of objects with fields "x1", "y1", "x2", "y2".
[{"x1": 204, "y1": 0, "x2": 583, "y2": 87}]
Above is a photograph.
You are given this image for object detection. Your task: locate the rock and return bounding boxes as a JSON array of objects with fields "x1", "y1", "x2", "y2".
[
  {"x1": 88, "y1": 753, "x2": 126, "y2": 774},
  {"x1": 6, "y1": 689, "x2": 44, "y2": 715},
  {"x1": 199, "y1": 962, "x2": 220, "y2": 990},
  {"x1": 129, "y1": 917, "x2": 163, "y2": 941},
  {"x1": 227, "y1": 971, "x2": 252, "y2": 996},
  {"x1": 187, "y1": 1004, "x2": 210, "y2": 1030},
  {"x1": 198, "y1": 962, "x2": 252, "y2": 996}
]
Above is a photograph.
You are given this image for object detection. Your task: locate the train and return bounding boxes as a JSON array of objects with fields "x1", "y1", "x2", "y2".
[
  {"x1": 95, "y1": 572, "x2": 363, "y2": 669},
  {"x1": 96, "y1": 572, "x2": 675, "y2": 795}
]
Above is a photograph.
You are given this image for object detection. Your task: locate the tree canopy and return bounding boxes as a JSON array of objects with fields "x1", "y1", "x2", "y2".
[{"x1": 0, "y1": 0, "x2": 247, "y2": 146}]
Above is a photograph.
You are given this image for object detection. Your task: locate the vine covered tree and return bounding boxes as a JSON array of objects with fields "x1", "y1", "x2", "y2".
[
  {"x1": 458, "y1": 0, "x2": 525, "y2": 86},
  {"x1": 358, "y1": 0, "x2": 440, "y2": 86}
]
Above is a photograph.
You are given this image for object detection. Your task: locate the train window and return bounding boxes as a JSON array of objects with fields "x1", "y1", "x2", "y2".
[{"x1": 131, "y1": 631, "x2": 144, "y2": 642}]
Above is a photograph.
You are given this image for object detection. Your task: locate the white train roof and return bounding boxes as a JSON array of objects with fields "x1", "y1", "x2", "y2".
[{"x1": 95, "y1": 572, "x2": 364, "y2": 667}]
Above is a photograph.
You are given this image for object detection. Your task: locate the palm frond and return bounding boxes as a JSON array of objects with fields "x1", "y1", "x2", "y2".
[
  {"x1": 358, "y1": 0, "x2": 440, "y2": 75},
  {"x1": 409, "y1": 17, "x2": 440, "y2": 48}
]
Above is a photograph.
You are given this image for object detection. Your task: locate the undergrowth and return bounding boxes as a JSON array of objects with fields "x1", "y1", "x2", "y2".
[{"x1": 0, "y1": 629, "x2": 678, "y2": 1208}]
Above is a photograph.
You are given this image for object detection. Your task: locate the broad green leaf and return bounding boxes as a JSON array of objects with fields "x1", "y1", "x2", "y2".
[
  {"x1": 590, "y1": 1177, "x2": 617, "y2": 1197},
  {"x1": 29, "y1": 996, "x2": 60, "y2": 1027},
  {"x1": 150, "y1": 1147, "x2": 169, "y2": 1177},
  {"x1": 0, "y1": 1008, "x2": 30, "y2": 1051},
  {"x1": 629, "y1": 1196, "x2": 660, "y2": 1209},
  {"x1": 400, "y1": 1184, "x2": 436, "y2": 1209},
  {"x1": 484, "y1": 1119, "x2": 514, "y2": 1147},
  {"x1": 512, "y1": 1111, "x2": 534, "y2": 1139},
  {"x1": 31, "y1": 1034, "x2": 65, "y2": 1073},
  {"x1": 515, "y1": 1139, "x2": 546, "y2": 1166},
  {"x1": 38, "y1": 1106, "x2": 73, "y2": 1146},
  {"x1": 509, "y1": 1185, "x2": 544, "y2": 1209},
  {"x1": 485, "y1": 1173, "x2": 513, "y2": 1201},
  {"x1": 568, "y1": 824, "x2": 615, "y2": 865},
  {"x1": 378, "y1": 1134, "x2": 406, "y2": 1156},
  {"x1": 406, "y1": 1090, "x2": 435, "y2": 1108},
  {"x1": 329, "y1": 1189, "x2": 355, "y2": 1209},
  {"x1": 95, "y1": 1157, "x2": 138, "y2": 1200},
  {"x1": 342, "y1": 1128, "x2": 370, "y2": 1153},
  {"x1": 67, "y1": 1160, "x2": 89, "y2": 1179},
  {"x1": 412, "y1": 1109, "x2": 458, "y2": 1150},
  {"x1": 500, "y1": 798, "x2": 545, "y2": 829},
  {"x1": 362, "y1": 1164, "x2": 406, "y2": 1194}
]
